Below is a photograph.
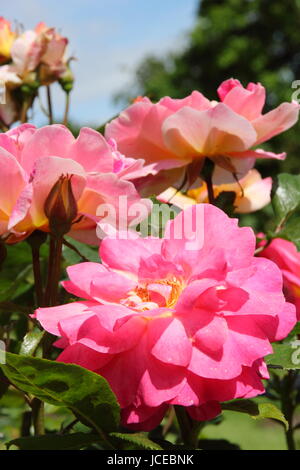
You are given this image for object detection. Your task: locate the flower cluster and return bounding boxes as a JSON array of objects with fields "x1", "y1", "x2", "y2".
[
  {"x1": 0, "y1": 72, "x2": 299, "y2": 434},
  {"x1": 0, "y1": 124, "x2": 151, "y2": 244},
  {"x1": 0, "y1": 18, "x2": 72, "y2": 127}
]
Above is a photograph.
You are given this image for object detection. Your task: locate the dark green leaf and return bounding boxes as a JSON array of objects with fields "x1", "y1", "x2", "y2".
[
  {"x1": 0, "y1": 368, "x2": 9, "y2": 399},
  {"x1": 214, "y1": 191, "x2": 236, "y2": 216},
  {"x1": 110, "y1": 432, "x2": 163, "y2": 450},
  {"x1": 277, "y1": 219, "x2": 300, "y2": 250},
  {"x1": 7, "y1": 432, "x2": 100, "y2": 450},
  {"x1": 0, "y1": 352, "x2": 120, "y2": 443},
  {"x1": 222, "y1": 399, "x2": 259, "y2": 415}
]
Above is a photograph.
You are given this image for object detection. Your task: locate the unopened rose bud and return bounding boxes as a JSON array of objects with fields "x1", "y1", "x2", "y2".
[
  {"x1": 44, "y1": 174, "x2": 78, "y2": 237},
  {"x1": 59, "y1": 66, "x2": 74, "y2": 93}
]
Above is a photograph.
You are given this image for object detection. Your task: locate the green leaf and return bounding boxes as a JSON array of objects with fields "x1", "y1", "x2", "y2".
[
  {"x1": 20, "y1": 329, "x2": 44, "y2": 356},
  {"x1": 277, "y1": 219, "x2": 300, "y2": 250},
  {"x1": 0, "y1": 352, "x2": 120, "y2": 445},
  {"x1": 63, "y1": 237, "x2": 99, "y2": 265},
  {"x1": 222, "y1": 399, "x2": 288, "y2": 429},
  {"x1": 0, "y1": 265, "x2": 32, "y2": 302},
  {"x1": 7, "y1": 432, "x2": 100, "y2": 450},
  {"x1": 289, "y1": 322, "x2": 300, "y2": 336},
  {"x1": 272, "y1": 173, "x2": 300, "y2": 226},
  {"x1": 110, "y1": 432, "x2": 163, "y2": 450},
  {"x1": 265, "y1": 343, "x2": 300, "y2": 370},
  {"x1": 252, "y1": 403, "x2": 288, "y2": 430}
]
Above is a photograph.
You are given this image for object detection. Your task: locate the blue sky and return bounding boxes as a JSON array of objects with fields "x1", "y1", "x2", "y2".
[{"x1": 2, "y1": 0, "x2": 199, "y2": 126}]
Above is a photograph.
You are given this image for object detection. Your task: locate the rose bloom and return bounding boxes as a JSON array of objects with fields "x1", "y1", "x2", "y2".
[
  {"x1": 35, "y1": 204, "x2": 296, "y2": 430},
  {"x1": 158, "y1": 170, "x2": 272, "y2": 214},
  {"x1": 0, "y1": 17, "x2": 15, "y2": 64},
  {"x1": 105, "y1": 79, "x2": 299, "y2": 190},
  {"x1": 0, "y1": 124, "x2": 151, "y2": 244},
  {"x1": 10, "y1": 22, "x2": 68, "y2": 84},
  {"x1": 259, "y1": 237, "x2": 300, "y2": 320}
]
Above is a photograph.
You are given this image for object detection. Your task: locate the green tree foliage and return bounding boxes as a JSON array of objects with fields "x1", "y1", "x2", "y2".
[{"x1": 122, "y1": 0, "x2": 300, "y2": 177}]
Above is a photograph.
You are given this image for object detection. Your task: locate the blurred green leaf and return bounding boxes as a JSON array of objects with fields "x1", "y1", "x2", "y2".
[
  {"x1": 198, "y1": 438, "x2": 240, "y2": 450},
  {"x1": 222, "y1": 399, "x2": 288, "y2": 429},
  {"x1": 0, "y1": 265, "x2": 32, "y2": 302},
  {"x1": 7, "y1": 432, "x2": 100, "y2": 450},
  {"x1": 0, "y1": 353, "x2": 120, "y2": 445},
  {"x1": 20, "y1": 329, "x2": 44, "y2": 356},
  {"x1": 63, "y1": 237, "x2": 99, "y2": 265},
  {"x1": 252, "y1": 403, "x2": 288, "y2": 430}
]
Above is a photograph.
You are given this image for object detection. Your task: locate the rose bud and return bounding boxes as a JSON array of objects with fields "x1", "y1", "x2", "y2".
[{"x1": 44, "y1": 174, "x2": 78, "y2": 237}]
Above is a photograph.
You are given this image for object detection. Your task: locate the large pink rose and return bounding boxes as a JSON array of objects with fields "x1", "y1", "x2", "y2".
[
  {"x1": 259, "y1": 237, "x2": 300, "y2": 320},
  {"x1": 0, "y1": 124, "x2": 151, "y2": 244},
  {"x1": 105, "y1": 79, "x2": 299, "y2": 188},
  {"x1": 35, "y1": 204, "x2": 296, "y2": 430}
]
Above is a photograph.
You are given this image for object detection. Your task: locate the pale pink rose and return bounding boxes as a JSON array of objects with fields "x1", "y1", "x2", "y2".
[
  {"x1": 158, "y1": 169, "x2": 272, "y2": 214},
  {"x1": 0, "y1": 124, "x2": 151, "y2": 244},
  {"x1": 11, "y1": 23, "x2": 68, "y2": 83},
  {"x1": 35, "y1": 204, "x2": 296, "y2": 430},
  {"x1": 259, "y1": 237, "x2": 300, "y2": 320},
  {"x1": 105, "y1": 80, "x2": 299, "y2": 187}
]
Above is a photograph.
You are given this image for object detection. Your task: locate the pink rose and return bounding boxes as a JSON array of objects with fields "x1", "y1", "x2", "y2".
[
  {"x1": 35, "y1": 204, "x2": 296, "y2": 430},
  {"x1": 0, "y1": 124, "x2": 151, "y2": 244},
  {"x1": 259, "y1": 237, "x2": 300, "y2": 320},
  {"x1": 11, "y1": 22, "x2": 68, "y2": 84},
  {"x1": 105, "y1": 79, "x2": 299, "y2": 189}
]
